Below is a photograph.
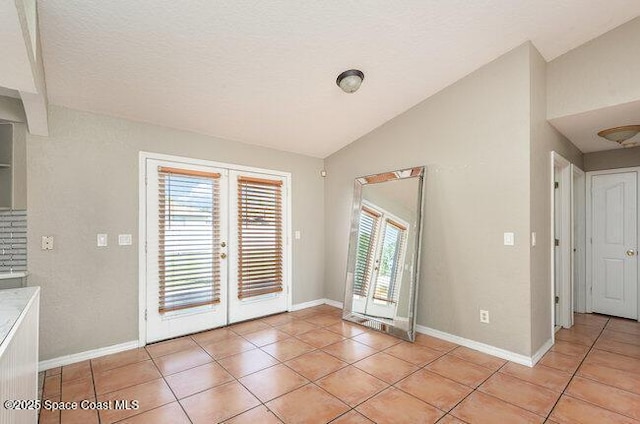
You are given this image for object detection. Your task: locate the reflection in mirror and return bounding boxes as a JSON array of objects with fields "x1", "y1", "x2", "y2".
[{"x1": 343, "y1": 167, "x2": 425, "y2": 341}]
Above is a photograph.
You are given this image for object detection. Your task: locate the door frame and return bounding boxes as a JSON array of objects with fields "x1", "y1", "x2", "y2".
[
  {"x1": 138, "y1": 151, "x2": 293, "y2": 346},
  {"x1": 572, "y1": 166, "x2": 586, "y2": 313},
  {"x1": 585, "y1": 166, "x2": 640, "y2": 321},
  {"x1": 551, "y1": 152, "x2": 573, "y2": 332}
]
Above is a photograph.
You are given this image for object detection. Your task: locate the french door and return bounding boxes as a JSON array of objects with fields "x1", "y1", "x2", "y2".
[{"x1": 144, "y1": 156, "x2": 289, "y2": 343}]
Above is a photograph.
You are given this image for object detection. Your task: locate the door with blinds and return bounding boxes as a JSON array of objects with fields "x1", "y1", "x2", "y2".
[
  {"x1": 228, "y1": 170, "x2": 288, "y2": 323},
  {"x1": 144, "y1": 157, "x2": 289, "y2": 342},
  {"x1": 146, "y1": 160, "x2": 229, "y2": 342}
]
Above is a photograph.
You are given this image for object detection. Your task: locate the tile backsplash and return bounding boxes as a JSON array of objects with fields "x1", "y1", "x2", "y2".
[{"x1": 0, "y1": 210, "x2": 26, "y2": 273}]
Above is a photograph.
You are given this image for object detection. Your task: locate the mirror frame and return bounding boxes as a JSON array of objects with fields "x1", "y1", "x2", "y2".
[{"x1": 342, "y1": 166, "x2": 426, "y2": 342}]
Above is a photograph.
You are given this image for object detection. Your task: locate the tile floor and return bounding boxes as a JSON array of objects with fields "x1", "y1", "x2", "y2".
[{"x1": 38, "y1": 306, "x2": 640, "y2": 423}]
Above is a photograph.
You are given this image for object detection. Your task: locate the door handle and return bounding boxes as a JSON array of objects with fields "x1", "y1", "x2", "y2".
[
  {"x1": 626, "y1": 249, "x2": 636, "y2": 257},
  {"x1": 220, "y1": 253, "x2": 227, "y2": 259}
]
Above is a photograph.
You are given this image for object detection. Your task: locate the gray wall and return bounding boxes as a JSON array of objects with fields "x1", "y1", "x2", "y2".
[
  {"x1": 547, "y1": 17, "x2": 640, "y2": 119},
  {"x1": 584, "y1": 147, "x2": 640, "y2": 171},
  {"x1": 325, "y1": 44, "x2": 534, "y2": 355},
  {"x1": 28, "y1": 106, "x2": 325, "y2": 360},
  {"x1": 529, "y1": 45, "x2": 584, "y2": 353},
  {"x1": 0, "y1": 96, "x2": 26, "y2": 123}
]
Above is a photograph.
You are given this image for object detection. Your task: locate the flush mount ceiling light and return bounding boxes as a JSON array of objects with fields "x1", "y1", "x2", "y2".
[
  {"x1": 336, "y1": 69, "x2": 364, "y2": 93},
  {"x1": 598, "y1": 125, "x2": 640, "y2": 148}
]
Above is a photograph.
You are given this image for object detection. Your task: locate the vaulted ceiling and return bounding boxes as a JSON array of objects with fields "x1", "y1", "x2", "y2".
[{"x1": 39, "y1": 1, "x2": 640, "y2": 157}]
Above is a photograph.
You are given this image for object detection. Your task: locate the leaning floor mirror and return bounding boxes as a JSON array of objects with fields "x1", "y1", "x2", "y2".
[{"x1": 343, "y1": 166, "x2": 425, "y2": 341}]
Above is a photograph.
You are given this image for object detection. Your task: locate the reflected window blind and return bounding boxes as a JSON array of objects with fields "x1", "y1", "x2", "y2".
[
  {"x1": 158, "y1": 167, "x2": 221, "y2": 313},
  {"x1": 373, "y1": 219, "x2": 406, "y2": 303},
  {"x1": 237, "y1": 176, "x2": 283, "y2": 299},
  {"x1": 354, "y1": 207, "x2": 381, "y2": 297},
  {"x1": 0, "y1": 210, "x2": 26, "y2": 273}
]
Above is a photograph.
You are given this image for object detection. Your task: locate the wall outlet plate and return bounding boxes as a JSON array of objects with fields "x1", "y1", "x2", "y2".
[
  {"x1": 41, "y1": 236, "x2": 54, "y2": 250},
  {"x1": 480, "y1": 310, "x2": 490, "y2": 324},
  {"x1": 118, "y1": 234, "x2": 132, "y2": 246},
  {"x1": 503, "y1": 232, "x2": 515, "y2": 246},
  {"x1": 97, "y1": 234, "x2": 108, "y2": 247}
]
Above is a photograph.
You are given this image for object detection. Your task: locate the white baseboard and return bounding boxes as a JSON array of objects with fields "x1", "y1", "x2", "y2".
[
  {"x1": 291, "y1": 298, "x2": 343, "y2": 311},
  {"x1": 324, "y1": 299, "x2": 343, "y2": 309},
  {"x1": 416, "y1": 325, "x2": 535, "y2": 367},
  {"x1": 531, "y1": 338, "x2": 554, "y2": 366},
  {"x1": 290, "y1": 298, "x2": 326, "y2": 311},
  {"x1": 38, "y1": 340, "x2": 139, "y2": 372}
]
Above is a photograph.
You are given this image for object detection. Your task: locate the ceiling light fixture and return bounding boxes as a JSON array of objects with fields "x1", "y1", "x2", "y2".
[
  {"x1": 336, "y1": 69, "x2": 364, "y2": 93},
  {"x1": 597, "y1": 125, "x2": 640, "y2": 148}
]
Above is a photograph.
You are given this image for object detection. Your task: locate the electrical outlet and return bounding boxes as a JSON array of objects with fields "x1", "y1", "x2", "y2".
[
  {"x1": 480, "y1": 310, "x2": 490, "y2": 324},
  {"x1": 118, "y1": 234, "x2": 132, "y2": 246},
  {"x1": 41, "y1": 236, "x2": 54, "y2": 250}
]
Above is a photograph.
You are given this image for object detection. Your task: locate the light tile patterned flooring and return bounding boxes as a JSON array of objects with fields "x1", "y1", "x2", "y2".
[{"x1": 38, "y1": 306, "x2": 640, "y2": 423}]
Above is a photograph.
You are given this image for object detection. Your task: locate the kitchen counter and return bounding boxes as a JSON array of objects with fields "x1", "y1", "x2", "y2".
[{"x1": 0, "y1": 286, "x2": 39, "y2": 350}]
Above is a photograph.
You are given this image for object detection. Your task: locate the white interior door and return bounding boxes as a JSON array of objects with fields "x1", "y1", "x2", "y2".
[
  {"x1": 591, "y1": 171, "x2": 638, "y2": 320},
  {"x1": 145, "y1": 159, "x2": 229, "y2": 342},
  {"x1": 228, "y1": 170, "x2": 288, "y2": 323}
]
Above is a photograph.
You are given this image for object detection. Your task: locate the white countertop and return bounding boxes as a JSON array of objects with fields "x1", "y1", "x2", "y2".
[{"x1": 0, "y1": 287, "x2": 39, "y2": 348}]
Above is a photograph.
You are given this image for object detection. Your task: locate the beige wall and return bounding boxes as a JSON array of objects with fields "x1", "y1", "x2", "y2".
[
  {"x1": 529, "y1": 46, "x2": 584, "y2": 353},
  {"x1": 325, "y1": 44, "x2": 534, "y2": 355},
  {"x1": 547, "y1": 17, "x2": 640, "y2": 119},
  {"x1": 584, "y1": 147, "x2": 640, "y2": 171},
  {"x1": 28, "y1": 106, "x2": 325, "y2": 360}
]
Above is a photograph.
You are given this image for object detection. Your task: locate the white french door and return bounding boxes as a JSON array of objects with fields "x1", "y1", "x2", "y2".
[
  {"x1": 143, "y1": 155, "x2": 289, "y2": 343},
  {"x1": 228, "y1": 170, "x2": 288, "y2": 323},
  {"x1": 591, "y1": 171, "x2": 638, "y2": 320}
]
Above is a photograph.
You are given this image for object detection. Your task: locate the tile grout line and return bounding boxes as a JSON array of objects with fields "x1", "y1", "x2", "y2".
[
  {"x1": 543, "y1": 317, "x2": 611, "y2": 421},
  {"x1": 552, "y1": 319, "x2": 640, "y2": 422}
]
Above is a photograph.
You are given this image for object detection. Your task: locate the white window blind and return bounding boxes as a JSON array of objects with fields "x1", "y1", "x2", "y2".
[
  {"x1": 237, "y1": 176, "x2": 284, "y2": 299},
  {"x1": 158, "y1": 167, "x2": 221, "y2": 313},
  {"x1": 354, "y1": 207, "x2": 381, "y2": 297}
]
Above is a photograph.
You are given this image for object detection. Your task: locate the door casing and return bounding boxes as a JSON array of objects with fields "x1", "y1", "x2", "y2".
[{"x1": 138, "y1": 151, "x2": 293, "y2": 346}]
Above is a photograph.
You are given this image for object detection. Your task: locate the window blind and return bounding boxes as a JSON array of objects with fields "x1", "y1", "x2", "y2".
[
  {"x1": 237, "y1": 176, "x2": 283, "y2": 299},
  {"x1": 373, "y1": 219, "x2": 407, "y2": 303},
  {"x1": 353, "y1": 207, "x2": 381, "y2": 297},
  {"x1": 158, "y1": 166, "x2": 221, "y2": 313}
]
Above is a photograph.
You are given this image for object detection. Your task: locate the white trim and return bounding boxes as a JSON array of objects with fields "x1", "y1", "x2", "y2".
[
  {"x1": 138, "y1": 151, "x2": 294, "y2": 346},
  {"x1": 38, "y1": 341, "x2": 139, "y2": 372},
  {"x1": 290, "y1": 299, "x2": 326, "y2": 311},
  {"x1": 324, "y1": 299, "x2": 344, "y2": 309},
  {"x1": 290, "y1": 298, "x2": 344, "y2": 311},
  {"x1": 531, "y1": 338, "x2": 554, "y2": 366},
  {"x1": 416, "y1": 325, "x2": 535, "y2": 367},
  {"x1": 572, "y1": 166, "x2": 586, "y2": 313},
  {"x1": 551, "y1": 152, "x2": 573, "y2": 335},
  {"x1": 586, "y1": 166, "x2": 640, "y2": 322}
]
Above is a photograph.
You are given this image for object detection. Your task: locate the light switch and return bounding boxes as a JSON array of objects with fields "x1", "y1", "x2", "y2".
[
  {"x1": 503, "y1": 232, "x2": 515, "y2": 246},
  {"x1": 41, "y1": 236, "x2": 54, "y2": 250},
  {"x1": 118, "y1": 234, "x2": 132, "y2": 246},
  {"x1": 97, "y1": 234, "x2": 108, "y2": 247},
  {"x1": 294, "y1": 230, "x2": 301, "y2": 240}
]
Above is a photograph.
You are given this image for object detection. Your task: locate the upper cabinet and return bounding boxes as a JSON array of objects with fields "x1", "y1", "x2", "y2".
[{"x1": 0, "y1": 123, "x2": 27, "y2": 210}]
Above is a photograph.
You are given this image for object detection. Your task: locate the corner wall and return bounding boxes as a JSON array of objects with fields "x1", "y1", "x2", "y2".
[
  {"x1": 529, "y1": 45, "x2": 584, "y2": 354},
  {"x1": 27, "y1": 106, "x2": 325, "y2": 360},
  {"x1": 325, "y1": 44, "x2": 533, "y2": 355}
]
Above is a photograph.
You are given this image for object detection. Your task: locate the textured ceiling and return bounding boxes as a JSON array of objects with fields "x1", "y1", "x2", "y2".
[{"x1": 39, "y1": 1, "x2": 640, "y2": 157}]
